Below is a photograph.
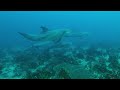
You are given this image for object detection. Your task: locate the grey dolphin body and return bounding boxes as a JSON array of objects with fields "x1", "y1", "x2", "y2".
[{"x1": 18, "y1": 29, "x2": 89, "y2": 43}]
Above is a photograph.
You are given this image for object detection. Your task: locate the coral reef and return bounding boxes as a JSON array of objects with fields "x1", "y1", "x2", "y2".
[{"x1": 0, "y1": 42, "x2": 120, "y2": 79}]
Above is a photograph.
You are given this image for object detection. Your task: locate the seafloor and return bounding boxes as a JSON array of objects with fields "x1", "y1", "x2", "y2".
[{"x1": 0, "y1": 42, "x2": 120, "y2": 79}]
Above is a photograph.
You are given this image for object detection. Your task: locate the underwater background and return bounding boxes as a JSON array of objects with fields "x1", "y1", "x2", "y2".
[{"x1": 0, "y1": 11, "x2": 120, "y2": 79}]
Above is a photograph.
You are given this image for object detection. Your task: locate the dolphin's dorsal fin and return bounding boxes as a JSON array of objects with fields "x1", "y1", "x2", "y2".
[{"x1": 40, "y1": 26, "x2": 49, "y2": 33}]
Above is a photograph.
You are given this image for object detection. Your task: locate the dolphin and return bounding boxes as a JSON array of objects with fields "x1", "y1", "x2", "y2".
[{"x1": 18, "y1": 28, "x2": 89, "y2": 43}]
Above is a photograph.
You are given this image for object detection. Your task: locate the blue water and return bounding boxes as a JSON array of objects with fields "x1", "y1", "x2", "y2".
[
  {"x1": 1, "y1": 11, "x2": 120, "y2": 79},
  {"x1": 0, "y1": 11, "x2": 120, "y2": 48}
]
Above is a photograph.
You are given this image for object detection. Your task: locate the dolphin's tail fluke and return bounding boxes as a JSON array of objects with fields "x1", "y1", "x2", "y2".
[
  {"x1": 18, "y1": 32, "x2": 27, "y2": 37},
  {"x1": 18, "y1": 32, "x2": 38, "y2": 41},
  {"x1": 18, "y1": 32, "x2": 31, "y2": 39}
]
